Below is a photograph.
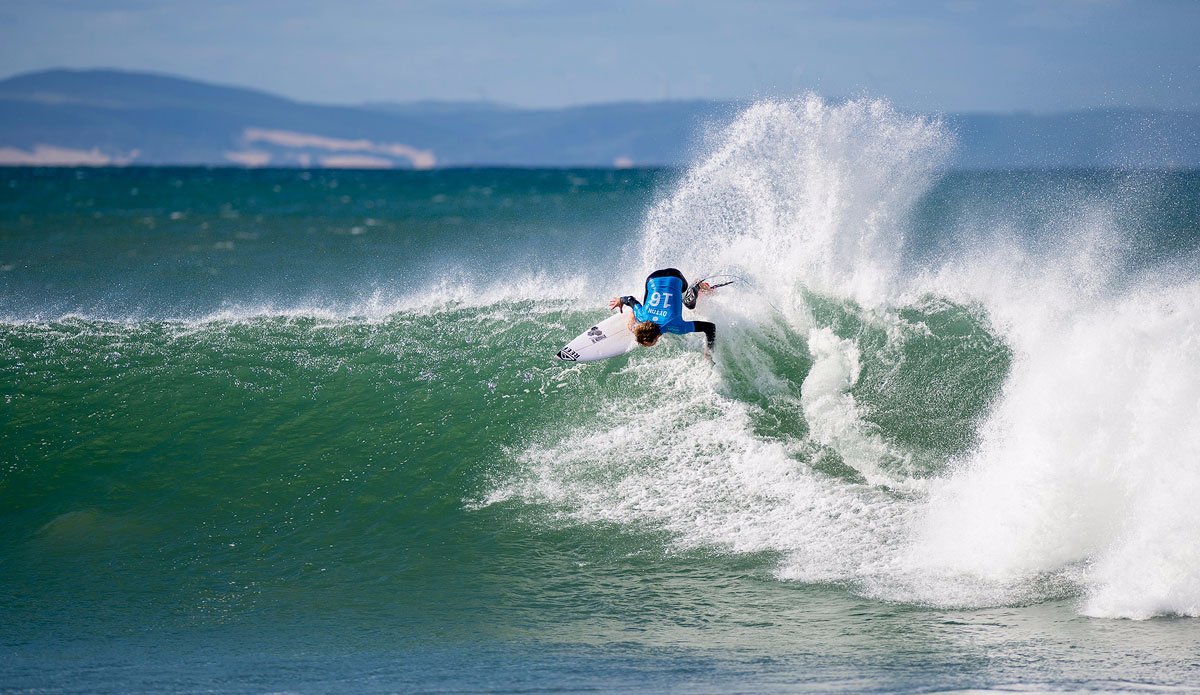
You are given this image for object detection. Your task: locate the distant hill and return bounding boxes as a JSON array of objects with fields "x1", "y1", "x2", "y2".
[
  {"x1": 0, "y1": 68, "x2": 1196, "y2": 169},
  {"x1": 358, "y1": 100, "x2": 518, "y2": 116}
]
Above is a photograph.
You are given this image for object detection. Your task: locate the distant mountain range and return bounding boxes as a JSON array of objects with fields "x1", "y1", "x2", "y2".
[{"x1": 1, "y1": 69, "x2": 1196, "y2": 169}]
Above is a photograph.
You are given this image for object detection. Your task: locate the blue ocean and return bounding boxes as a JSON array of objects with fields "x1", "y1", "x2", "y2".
[{"x1": 3, "y1": 97, "x2": 1199, "y2": 694}]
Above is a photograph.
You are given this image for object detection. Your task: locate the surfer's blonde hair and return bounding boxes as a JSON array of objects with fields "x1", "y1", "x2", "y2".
[{"x1": 634, "y1": 321, "x2": 661, "y2": 346}]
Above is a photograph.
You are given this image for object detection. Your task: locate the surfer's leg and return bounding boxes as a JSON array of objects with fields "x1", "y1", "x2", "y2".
[{"x1": 647, "y1": 267, "x2": 687, "y2": 288}]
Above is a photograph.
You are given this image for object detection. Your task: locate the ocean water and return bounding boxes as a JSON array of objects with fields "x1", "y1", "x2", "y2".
[{"x1": 2, "y1": 97, "x2": 1199, "y2": 694}]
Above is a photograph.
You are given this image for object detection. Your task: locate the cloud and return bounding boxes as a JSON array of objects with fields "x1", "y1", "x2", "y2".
[
  {"x1": 0, "y1": 144, "x2": 137, "y2": 165},
  {"x1": 242, "y1": 127, "x2": 435, "y2": 169},
  {"x1": 223, "y1": 150, "x2": 272, "y2": 167},
  {"x1": 318, "y1": 154, "x2": 393, "y2": 169}
]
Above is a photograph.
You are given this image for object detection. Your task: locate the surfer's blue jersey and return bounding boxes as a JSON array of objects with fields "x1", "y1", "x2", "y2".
[
  {"x1": 632, "y1": 274, "x2": 695, "y2": 335},
  {"x1": 618, "y1": 268, "x2": 716, "y2": 348}
]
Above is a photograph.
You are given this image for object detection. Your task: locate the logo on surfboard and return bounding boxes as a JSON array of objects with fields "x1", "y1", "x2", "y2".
[
  {"x1": 586, "y1": 326, "x2": 606, "y2": 343},
  {"x1": 556, "y1": 346, "x2": 581, "y2": 361}
]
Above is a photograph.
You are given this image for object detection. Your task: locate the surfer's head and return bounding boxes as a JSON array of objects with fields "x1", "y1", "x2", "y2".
[{"x1": 634, "y1": 321, "x2": 661, "y2": 347}]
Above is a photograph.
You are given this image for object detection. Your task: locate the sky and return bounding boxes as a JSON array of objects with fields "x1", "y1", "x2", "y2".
[{"x1": 0, "y1": 0, "x2": 1196, "y2": 113}]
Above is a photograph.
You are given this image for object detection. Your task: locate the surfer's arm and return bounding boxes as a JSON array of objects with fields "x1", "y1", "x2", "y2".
[
  {"x1": 609, "y1": 295, "x2": 641, "y2": 313},
  {"x1": 692, "y1": 321, "x2": 716, "y2": 350}
]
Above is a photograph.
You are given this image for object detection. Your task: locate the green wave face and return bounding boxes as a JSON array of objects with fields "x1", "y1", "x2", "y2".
[
  {"x1": 1, "y1": 287, "x2": 1009, "y2": 634},
  {"x1": 4, "y1": 278, "x2": 1200, "y2": 689},
  {"x1": 2, "y1": 308, "x2": 574, "y2": 632}
]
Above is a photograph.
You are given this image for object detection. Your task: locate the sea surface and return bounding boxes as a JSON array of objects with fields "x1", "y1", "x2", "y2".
[{"x1": 2, "y1": 97, "x2": 1199, "y2": 694}]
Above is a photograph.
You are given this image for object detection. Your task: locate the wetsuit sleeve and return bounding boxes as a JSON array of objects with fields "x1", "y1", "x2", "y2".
[
  {"x1": 692, "y1": 321, "x2": 716, "y2": 349},
  {"x1": 619, "y1": 295, "x2": 641, "y2": 309}
]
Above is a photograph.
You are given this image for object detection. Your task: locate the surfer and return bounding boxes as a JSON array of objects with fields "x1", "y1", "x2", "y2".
[{"x1": 608, "y1": 268, "x2": 717, "y2": 357}]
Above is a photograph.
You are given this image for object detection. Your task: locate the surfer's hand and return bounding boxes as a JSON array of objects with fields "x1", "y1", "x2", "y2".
[
  {"x1": 608, "y1": 296, "x2": 623, "y2": 312},
  {"x1": 698, "y1": 282, "x2": 714, "y2": 296}
]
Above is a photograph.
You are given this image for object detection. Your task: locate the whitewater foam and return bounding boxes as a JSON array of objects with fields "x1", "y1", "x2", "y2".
[
  {"x1": 907, "y1": 267, "x2": 1200, "y2": 618},
  {"x1": 486, "y1": 349, "x2": 913, "y2": 585}
]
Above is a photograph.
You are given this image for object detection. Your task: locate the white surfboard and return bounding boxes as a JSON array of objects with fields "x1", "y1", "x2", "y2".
[{"x1": 555, "y1": 311, "x2": 638, "y2": 362}]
